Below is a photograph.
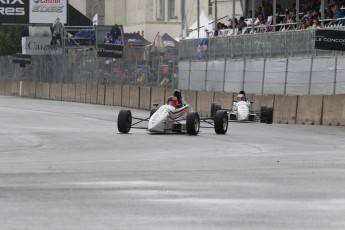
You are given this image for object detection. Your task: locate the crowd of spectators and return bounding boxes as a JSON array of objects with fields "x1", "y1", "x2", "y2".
[{"x1": 211, "y1": 0, "x2": 345, "y2": 36}]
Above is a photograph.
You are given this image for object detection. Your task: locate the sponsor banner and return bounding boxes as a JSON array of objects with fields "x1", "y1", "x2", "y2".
[
  {"x1": 315, "y1": 29, "x2": 345, "y2": 51},
  {"x1": 0, "y1": 0, "x2": 66, "y2": 24},
  {"x1": 22, "y1": 36, "x2": 62, "y2": 55},
  {"x1": 97, "y1": 44, "x2": 123, "y2": 58},
  {"x1": 13, "y1": 53, "x2": 31, "y2": 64},
  {"x1": 0, "y1": 0, "x2": 29, "y2": 24},
  {"x1": 30, "y1": 0, "x2": 67, "y2": 24}
]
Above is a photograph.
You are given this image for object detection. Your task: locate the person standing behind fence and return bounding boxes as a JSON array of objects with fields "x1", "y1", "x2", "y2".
[{"x1": 50, "y1": 18, "x2": 63, "y2": 46}]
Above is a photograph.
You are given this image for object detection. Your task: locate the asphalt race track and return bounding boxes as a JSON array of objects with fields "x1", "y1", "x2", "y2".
[{"x1": 1, "y1": 96, "x2": 345, "y2": 230}]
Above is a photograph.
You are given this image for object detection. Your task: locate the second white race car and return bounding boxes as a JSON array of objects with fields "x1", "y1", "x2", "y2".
[{"x1": 211, "y1": 100, "x2": 273, "y2": 124}]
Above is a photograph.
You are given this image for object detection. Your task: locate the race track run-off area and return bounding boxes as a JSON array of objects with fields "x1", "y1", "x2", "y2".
[{"x1": 1, "y1": 96, "x2": 345, "y2": 230}]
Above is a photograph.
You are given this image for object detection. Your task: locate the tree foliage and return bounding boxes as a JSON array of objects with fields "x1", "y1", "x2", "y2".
[{"x1": 0, "y1": 25, "x2": 26, "y2": 56}]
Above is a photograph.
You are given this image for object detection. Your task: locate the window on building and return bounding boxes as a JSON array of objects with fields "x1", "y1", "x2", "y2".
[
  {"x1": 169, "y1": 0, "x2": 176, "y2": 19},
  {"x1": 156, "y1": 0, "x2": 164, "y2": 21}
]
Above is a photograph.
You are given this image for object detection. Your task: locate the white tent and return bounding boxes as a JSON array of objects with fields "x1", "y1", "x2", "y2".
[{"x1": 186, "y1": 10, "x2": 212, "y2": 39}]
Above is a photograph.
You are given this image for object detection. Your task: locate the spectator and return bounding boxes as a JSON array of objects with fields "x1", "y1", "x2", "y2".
[
  {"x1": 104, "y1": 33, "x2": 113, "y2": 44},
  {"x1": 332, "y1": 4, "x2": 345, "y2": 25},
  {"x1": 110, "y1": 24, "x2": 121, "y2": 43},
  {"x1": 237, "y1": 16, "x2": 247, "y2": 32},
  {"x1": 114, "y1": 34, "x2": 123, "y2": 45},
  {"x1": 311, "y1": 18, "x2": 321, "y2": 28},
  {"x1": 50, "y1": 18, "x2": 63, "y2": 46}
]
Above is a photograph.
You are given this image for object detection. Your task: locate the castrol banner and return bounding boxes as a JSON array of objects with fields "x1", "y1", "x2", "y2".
[{"x1": 0, "y1": 0, "x2": 67, "y2": 24}]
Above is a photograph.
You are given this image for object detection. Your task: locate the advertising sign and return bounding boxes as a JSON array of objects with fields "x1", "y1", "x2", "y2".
[
  {"x1": 0, "y1": 0, "x2": 67, "y2": 24},
  {"x1": 97, "y1": 44, "x2": 124, "y2": 58},
  {"x1": 0, "y1": 0, "x2": 29, "y2": 24},
  {"x1": 315, "y1": 29, "x2": 345, "y2": 51},
  {"x1": 22, "y1": 36, "x2": 62, "y2": 55},
  {"x1": 30, "y1": 0, "x2": 67, "y2": 24},
  {"x1": 96, "y1": 25, "x2": 124, "y2": 58}
]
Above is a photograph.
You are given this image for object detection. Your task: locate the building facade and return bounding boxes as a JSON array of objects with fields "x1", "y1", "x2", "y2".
[{"x1": 68, "y1": 0, "x2": 245, "y2": 42}]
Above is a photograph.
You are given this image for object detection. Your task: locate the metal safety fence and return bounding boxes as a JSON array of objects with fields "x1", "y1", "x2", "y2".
[
  {"x1": 0, "y1": 50, "x2": 178, "y2": 89},
  {"x1": 179, "y1": 28, "x2": 344, "y2": 60}
]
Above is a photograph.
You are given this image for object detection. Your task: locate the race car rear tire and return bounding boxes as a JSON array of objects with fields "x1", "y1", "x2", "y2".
[
  {"x1": 260, "y1": 106, "x2": 267, "y2": 123},
  {"x1": 266, "y1": 107, "x2": 273, "y2": 124},
  {"x1": 214, "y1": 110, "x2": 228, "y2": 134},
  {"x1": 211, "y1": 102, "x2": 217, "y2": 118},
  {"x1": 150, "y1": 108, "x2": 158, "y2": 118},
  {"x1": 117, "y1": 110, "x2": 132, "y2": 133},
  {"x1": 211, "y1": 103, "x2": 222, "y2": 118},
  {"x1": 186, "y1": 112, "x2": 200, "y2": 135}
]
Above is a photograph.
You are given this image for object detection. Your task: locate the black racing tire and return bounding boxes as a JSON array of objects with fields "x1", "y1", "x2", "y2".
[
  {"x1": 211, "y1": 103, "x2": 222, "y2": 118},
  {"x1": 150, "y1": 108, "x2": 158, "y2": 118},
  {"x1": 214, "y1": 110, "x2": 228, "y2": 134},
  {"x1": 210, "y1": 102, "x2": 217, "y2": 118},
  {"x1": 117, "y1": 110, "x2": 132, "y2": 133},
  {"x1": 260, "y1": 106, "x2": 267, "y2": 123},
  {"x1": 186, "y1": 112, "x2": 200, "y2": 135},
  {"x1": 266, "y1": 107, "x2": 273, "y2": 124}
]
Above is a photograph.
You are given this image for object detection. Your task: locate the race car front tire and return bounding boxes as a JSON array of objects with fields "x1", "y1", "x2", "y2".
[
  {"x1": 186, "y1": 112, "x2": 200, "y2": 135},
  {"x1": 215, "y1": 110, "x2": 228, "y2": 134},
  {"x1": 117, "y1": 110, "x2": 132, "y2": 133},
  {"x1": 266, "y1": 107, "x2": 273, "y2": 124}
]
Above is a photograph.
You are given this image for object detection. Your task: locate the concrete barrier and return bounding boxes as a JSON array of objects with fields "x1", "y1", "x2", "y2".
[
  {"x1": 322, "y1": 95, "x2": 345, "y2": 126},
  {"x1": 129, "y1": 86, "x2": 140, "y2": 109},
  {"x1": 75, "y1": 83, "x2": 86, "y2": 103},
  {"x1": 49, "y1": 83, "x2": 62, "y2": 101},
  {"x1": 273, "y1": 95, "x2": 298, "y2": 124},
  {"x1": 97, "y1": 84, "x2": 105, "y2": 105},
  {"x1": 90, "y1": 84, "x2": 98, "y2": 104},
  {"x1": 197, "y1": 91, "x2": 214, "y2": 116},
  {"x1": 121, "y1": 85, "x2": 130, "y2": 107},
  {"x1": 61, "y1": 84, "x2": 68, "y2": 101},
  {"x1": 104, "y1": 84, "x2": 114, "y2": 106},
  {"x1": 36, "y1": 82, "x2": 50, "y2": 99},
  {"x1": 113, "y1": 85, "x2": 122, "y2": 106},
  {"x1": 139, "y1": 87, "x2": 151, "y2": 110},
  {"x1": 214, "y1": 92, "x2": 234, "y2": 110},
  {"x1": 252, "y1": 94, "x2": 275, "y2": 112},
  {"x1": 67, "y1": 84, "x2": 76, "y2": 102},
  {"x1": 296, "y1": 95, "x2": 323, "y2": 125},
  {"x1": 23, "y1": 82, "x2": 37, "y2": 98},
  {"x1": 10, "y1": 81, "x2": 19, "y2": 96},
  {"x1": 85, "y1": 84, "x2": 92, "y2": 103},
  {"x1": 164, "y1": 89, "x2": 174, "y2": 102},
  {"x1": 151, "y1": 87, "x2": 165, "y2": 109},
  {"x1": 0, "y1": 81, "x2": 6, "y2": 95},
  {"x1": 182, "y1": 90, "x2": 197, "y2": 111}
]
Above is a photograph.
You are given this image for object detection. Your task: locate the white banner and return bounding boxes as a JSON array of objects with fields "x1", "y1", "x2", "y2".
[
  {"x1": 22, "y1": 37, "x2": 62, "y2": 55},
  {"x1": 30, "y1": 0, "x2": 67, "y2": 24}
]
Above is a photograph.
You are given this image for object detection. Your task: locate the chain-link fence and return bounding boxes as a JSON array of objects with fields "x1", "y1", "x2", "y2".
[
  {"x1": 1, "y1": 48, "x2": 179, "y2": 89},
  {"x1": 179, "y1": 28, "x2": 344, "y2": 60}
]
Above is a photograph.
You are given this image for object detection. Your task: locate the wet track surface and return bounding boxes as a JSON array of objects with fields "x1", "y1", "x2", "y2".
[{"x1": 1, "y1": 96, "x2": 345, "y2": 230}]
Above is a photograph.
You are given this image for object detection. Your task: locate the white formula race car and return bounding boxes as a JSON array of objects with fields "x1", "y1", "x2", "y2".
[
  {"x1": 117, "y1": 98, "x2": 229, "y2": 135},
  {"x1": 211, "y1": 100, "x2": 273, "y2": 124}
]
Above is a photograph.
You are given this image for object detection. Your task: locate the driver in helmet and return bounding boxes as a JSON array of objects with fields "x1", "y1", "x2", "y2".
[
  {"x1": 166, "y1": 96, "x2": 178, "y2": 108},
  {"x1": 173, "y1": 90, "x2": 183, "y2": 108},
  {"x1": 236, "y1": 90, "x2": 247, "y2": 102}
]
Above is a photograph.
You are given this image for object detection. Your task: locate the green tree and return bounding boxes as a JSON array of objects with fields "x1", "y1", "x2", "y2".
[{"x1": 0, "y1": 25, "x2": 25, "y2": 56}]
